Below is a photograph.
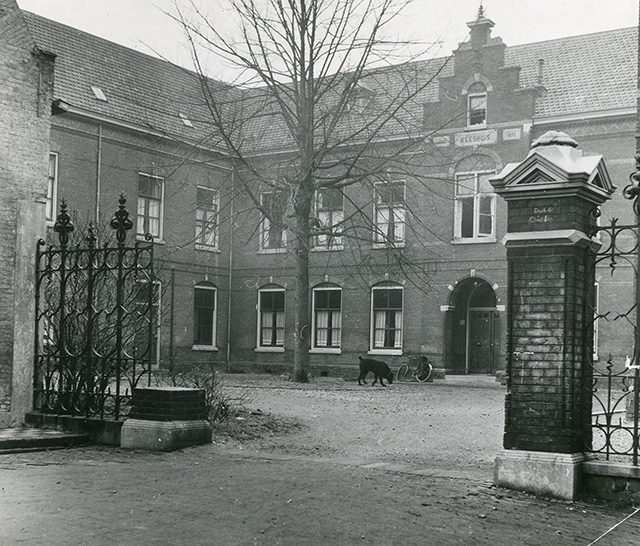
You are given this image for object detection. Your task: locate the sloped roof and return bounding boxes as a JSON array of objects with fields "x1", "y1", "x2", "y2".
[
  {"x1": 23, "y1": 11, "x2": 239, "y2": 149},
  {"x1": 23, "y1": 10, "x2": 638, "y2": 151},
  {"x1": 506, "y1": 27, "x2": 637, "y2": 118}
]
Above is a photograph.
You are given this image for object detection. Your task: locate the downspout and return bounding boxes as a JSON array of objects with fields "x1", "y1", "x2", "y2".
[
  {"x1": 95, "y1": 123, "x2": 103, "y2": 221},
  {"x1": 226, "y1": 167, "x2": 235, "y2": 372},
  {"x1": 465, "y1": 281, "x2": 481, "y2": 374},
  {"x1": 170, "y1": 267, "x2": 175, "y2": 373}
]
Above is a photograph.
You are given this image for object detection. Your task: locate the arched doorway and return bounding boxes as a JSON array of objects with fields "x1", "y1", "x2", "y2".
[{"x1": 444, "y1": 278, "x2": 500, "y2": 374}]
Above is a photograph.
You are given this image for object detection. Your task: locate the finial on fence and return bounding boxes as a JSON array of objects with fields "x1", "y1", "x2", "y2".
[
  {"x1": 109, "y1": 193, "x2": 133, "y2": 246},
  {"x1": 53, "y1": 199, "x2": 74, "y2": 248},
  {"x1": 623, "y1": 153, "x2": 640, "y2": 218},
  {"x1": 86, "y1": 222, "x2": 97, "y2": 248}
]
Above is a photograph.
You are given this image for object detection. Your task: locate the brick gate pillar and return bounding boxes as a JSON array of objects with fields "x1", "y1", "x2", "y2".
[{"x1": 489, "y1": 131, "x2": 615, "y2": 499}]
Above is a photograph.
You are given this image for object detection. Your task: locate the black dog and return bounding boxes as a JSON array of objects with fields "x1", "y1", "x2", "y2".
[{"x1": 358, "y1": 356, "x2": 394, "y2": 386}]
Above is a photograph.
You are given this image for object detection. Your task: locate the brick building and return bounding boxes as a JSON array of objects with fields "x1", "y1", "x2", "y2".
[
  {"x1": 0, "y1": 0, "x2": 54, "y2": 425},
  {"x1": 1, "y1": 3, "x2": 637, "y2": 420}
]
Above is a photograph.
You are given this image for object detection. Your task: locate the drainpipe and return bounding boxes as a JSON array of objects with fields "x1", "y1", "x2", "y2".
[
  {"x1": 226, "y1": 167, "x2": 235, "y2": 372},
  {"x1": 95, "y1": 124, "x2": 103, "y2": 221},
  {"x1": 170, "y1": 267, "x2": 175, "y2": 373},
  {"x1": 465, "y1": 281, "x2": 481, "y2": 374}
]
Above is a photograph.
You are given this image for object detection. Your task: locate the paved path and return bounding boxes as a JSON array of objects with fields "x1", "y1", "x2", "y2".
[
  {"x1": 1, "y1": 444, "x2": 639, "y2": 546},
  {"x1": 1, "y1": 376, "x2": 639, "y2": 545}
]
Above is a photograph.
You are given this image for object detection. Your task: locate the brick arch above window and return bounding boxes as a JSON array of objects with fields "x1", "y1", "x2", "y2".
[{"x1": 460, "y1": 74, "x2": 493, "y2": 95}]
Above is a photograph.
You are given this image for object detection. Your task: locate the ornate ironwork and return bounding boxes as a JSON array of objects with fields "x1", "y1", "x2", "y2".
[
  {"x1": 623, "y1": 154, "x2": 640, "y2": 218},
  {"x1": 109, "y1": 193, "x2": 134, "y2": 246},
  {"x1": 53, "y1": 199, "x2": 74, "y2": 248},
  {"x1": 584, "y1": 160, "x2": 640, "y2": 465},
  {"x1": 34, "y1": 198, "x2": 155, "y2": 420}
]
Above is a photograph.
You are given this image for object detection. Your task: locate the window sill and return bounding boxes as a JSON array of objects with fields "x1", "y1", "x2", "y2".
[
  {"x1": 255, "y1": 346, "x2": 285, "y2": 353},
  {"x1": 368, "y1": 349, "x2": 402, "y2": 356},
  {"x1": 465, "y1": 124, "x2": 488, "y2": 131},
  {"x1": 192, "y1": 345, "x2": 218, "y2": 352},
  {"x1": 451, "y1": 238, "x2": 496, "y2": 245},
  {"x1": 372, "y1": 242, "x2": 405, "y2": 250},
  {"x1": 195, "y1": 244, "x2": 220, "y2": 253},
  {"x1": 311, "y1": 246, "x2": 343, "y2": 252},
  {"x1": 309, "y1": 347, "x2": 341, "y2": 354},
  {"x1": 257, "y1": 248, "x2": 287, "y2": 254}
]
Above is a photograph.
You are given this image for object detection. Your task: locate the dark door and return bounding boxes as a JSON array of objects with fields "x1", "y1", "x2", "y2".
[{"x1": 469, "y1": 310, "x2": 496, "y2": 373}]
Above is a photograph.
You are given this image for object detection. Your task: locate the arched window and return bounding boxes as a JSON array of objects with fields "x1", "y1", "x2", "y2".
[
  {"x1": 193, "y1": 282, "x2": 217, "y2": 348},
  {"x1": 370, "y1": 282, "x2": 403, "y2": 353},
  {"x1": 257, "y1": 285, "x2": 285, "y2": 349},
  {"x1": 454, "y1": 155, "x2": 496, "y2": 242},
  {"x1": 312, "y1": 284, "x2": 342, "y2": 350},
  {"x1": 467, "y1": 82, "x2": 487, "y2": 127}
]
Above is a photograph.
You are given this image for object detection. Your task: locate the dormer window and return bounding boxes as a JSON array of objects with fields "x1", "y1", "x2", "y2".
[{"x1": 467, "y1": 82, "x2": 487, "y2": 127}]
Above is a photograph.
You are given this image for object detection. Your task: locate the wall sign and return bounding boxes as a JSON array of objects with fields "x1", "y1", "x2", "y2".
[
  {"x1": 455, "y1": 129, "x2": 498, "y2": 147},
  {"x1": 432, "y1": 135, "x2": 450, "y2": 147},
  {"x1": 503, "y1": 128, "x2": 522, "y2": 141}
]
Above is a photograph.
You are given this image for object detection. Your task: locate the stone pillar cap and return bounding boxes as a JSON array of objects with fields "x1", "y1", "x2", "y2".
[{"x1": 532, "y1": 131, "x2": 578, "y2": 148}]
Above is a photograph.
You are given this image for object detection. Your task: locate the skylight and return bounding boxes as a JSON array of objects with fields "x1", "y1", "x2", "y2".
[
  {"x1": 91, "y1": 86, "x2": 107, "y2": 101},
  {"x1": 179, "y1": 113, "x2": 193, "y2": 127}
]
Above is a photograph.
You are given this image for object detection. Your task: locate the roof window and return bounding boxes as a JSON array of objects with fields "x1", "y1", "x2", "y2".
[
  {"x1": 91, "y1": 86, "x2": 108, "y2": 102},
  {"x1": 179, "y1": 113, "x2": 194, "y2": 127}
]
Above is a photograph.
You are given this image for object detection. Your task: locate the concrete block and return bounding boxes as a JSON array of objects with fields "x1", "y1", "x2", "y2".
[
  {"x1": 120, "y1": 419, "x2": 212, "y2": 452},
  {"x1": 494, "y1": 449, "x2": 593, "y2": 500}
]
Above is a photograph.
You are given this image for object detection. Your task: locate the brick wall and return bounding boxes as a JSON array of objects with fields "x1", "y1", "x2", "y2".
[{"x1": 0, "y1": 0, "x2": 52, "y2": 424}]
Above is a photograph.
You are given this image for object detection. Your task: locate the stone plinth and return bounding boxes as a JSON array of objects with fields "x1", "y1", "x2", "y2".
[
  {"x1": 121, "y1": 387, "x2": 212, "y2": 451},
  {"x1": 494, "y1": 450, "x2": 593, "y2": 500}
]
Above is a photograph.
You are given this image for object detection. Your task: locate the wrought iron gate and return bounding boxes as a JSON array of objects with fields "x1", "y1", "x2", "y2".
[
  {"x1": 34, "y1": 195, "x2": 155, "y2": 420},
  {"x1": 585, "y1": 175, "x2": 640, "y2": 465}
]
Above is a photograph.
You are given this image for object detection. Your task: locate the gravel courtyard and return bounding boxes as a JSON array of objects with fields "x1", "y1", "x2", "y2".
[{"x1": 216, "y1": 374, "x2": 505, "y2": 481}]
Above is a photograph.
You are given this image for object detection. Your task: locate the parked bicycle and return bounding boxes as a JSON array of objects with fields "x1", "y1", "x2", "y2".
[{"x1": 396, "y1": 355, "x2": 433, "y2": 382}]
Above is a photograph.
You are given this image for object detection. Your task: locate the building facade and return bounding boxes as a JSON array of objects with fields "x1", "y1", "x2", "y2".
[{"x1": 3, "y1": 3, "x2": 637, "y2": 408}]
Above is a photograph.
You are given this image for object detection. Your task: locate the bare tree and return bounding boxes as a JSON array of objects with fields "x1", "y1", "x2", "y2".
[{"x1": 172, "y1": 0, "x2": 457, "y2": 382}]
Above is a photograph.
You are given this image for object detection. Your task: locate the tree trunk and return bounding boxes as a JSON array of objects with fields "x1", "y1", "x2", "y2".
[{"x1": 291, "y1": 188, "x2": 312, "y2": 383}]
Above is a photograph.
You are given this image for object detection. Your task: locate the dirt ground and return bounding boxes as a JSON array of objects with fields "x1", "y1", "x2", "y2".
[
  {"x1": 214, "y1": 374, "x2": 505, "y2": 480},
  {"x1": 1, "y1": 374, "x2": 640, "y2": 546}
]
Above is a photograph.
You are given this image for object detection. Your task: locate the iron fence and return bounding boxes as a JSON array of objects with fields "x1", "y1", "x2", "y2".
[
  {"x1": 585, "y1": 172, "x2": 640, "y2": 464},
  {"x1": 33, "y1": 195, "x2": 155, "y2": 420}
]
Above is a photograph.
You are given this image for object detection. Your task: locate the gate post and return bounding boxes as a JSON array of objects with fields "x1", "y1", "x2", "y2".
[{"x1": 490, "y1": 131, "x2": 614, "y2": 499}]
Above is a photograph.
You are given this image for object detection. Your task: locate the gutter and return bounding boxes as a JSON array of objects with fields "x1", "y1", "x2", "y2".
[{"x1": 52, "y1": 99, "x2": 233, "y2": 164}]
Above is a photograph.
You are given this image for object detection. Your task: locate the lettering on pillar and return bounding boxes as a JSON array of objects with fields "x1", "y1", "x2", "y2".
[{"x1": 528, "y1": 204, "x2": 555, "y2": 225}]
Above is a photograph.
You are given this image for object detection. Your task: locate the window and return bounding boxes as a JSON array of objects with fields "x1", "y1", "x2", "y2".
[
  {"x1": 313, "y1": 188, "x2": 344, "y2": 250},
  {"x1": 374, "y1": 181, "x2": 406, "y2": 247},
  {"x1": 351, "y1": 83, "x2": 374, "y2": 113},
  {"x1": 258, "y1": 288, "x2": 285, "y2": 348},
  {"x1": 46, "y1": 153, "x2": 58, "y2": 222},
  {"x1": 137, "y1": 173, "x2": 164, "y2": 239},
  {"x1": 195, "y1": 187, "x2": 219, "y2": 250},
  {"x1": 312, "y1": 287, "x2": 342, "y2": 350},
  {"x1": 454, "y1": 171, "x2": 496, "y2": 241},
  {"x1": 134, "y1": 280, "x2": 161, "y2": 368},
  {"x1": 259, "y1": 191, "x2": 287, "y2": 251},
  {"x1": 371, "y1": 284, "x2": 403, "y2": 352},
  {"x1": 193, "y1": 283, "x2": 217, "y2": 348},
  {"x1": 467, "y1": 82, "x2": 487, "y2": 127}
]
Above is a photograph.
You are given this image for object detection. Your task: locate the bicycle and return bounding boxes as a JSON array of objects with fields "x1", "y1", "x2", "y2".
[{"x1": 396, "y1": 355, "x2": 433, "y2": 382}]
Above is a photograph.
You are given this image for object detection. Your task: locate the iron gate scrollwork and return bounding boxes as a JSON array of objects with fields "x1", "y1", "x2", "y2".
[
  {"x1": 585, "y1": 163, "x2": 640, "y2": 465},
  {"x1": 34, "y1": 195, "x2": 156, "y2": 420}
]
